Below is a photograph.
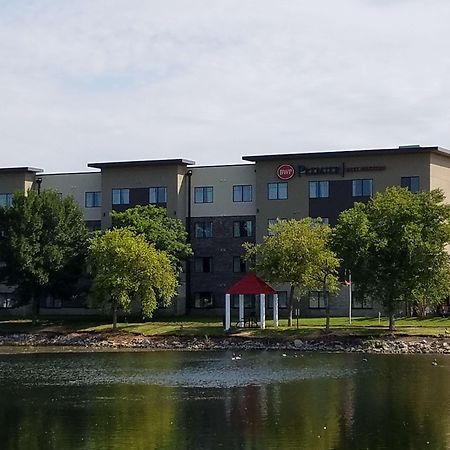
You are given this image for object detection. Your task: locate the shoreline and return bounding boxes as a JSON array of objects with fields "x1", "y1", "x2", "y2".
[{"x1": 1, "y1": 331, "x2": 450, "y2": 354}]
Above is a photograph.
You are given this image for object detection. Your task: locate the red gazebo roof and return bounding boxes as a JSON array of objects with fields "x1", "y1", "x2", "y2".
[{"x1": 227, "y1": 273, "x2": 276, "y2": 295}]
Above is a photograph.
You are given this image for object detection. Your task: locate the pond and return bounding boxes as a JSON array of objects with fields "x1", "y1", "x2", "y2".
[{"x1": 0, "y1": 348, "x2": 449, "y2": 449}]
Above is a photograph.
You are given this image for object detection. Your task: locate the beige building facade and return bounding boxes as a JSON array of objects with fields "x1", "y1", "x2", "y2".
[{"x1": 1, "y1": 145, "x2": 450, "y2": 317}]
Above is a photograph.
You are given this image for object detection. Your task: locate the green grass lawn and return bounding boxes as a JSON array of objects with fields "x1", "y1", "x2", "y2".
[{"x1": 1, "y1": 315, "x2": 449, "y2": 338}]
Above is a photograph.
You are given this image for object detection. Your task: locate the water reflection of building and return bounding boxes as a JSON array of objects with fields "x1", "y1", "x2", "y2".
[{"x1": 2, "y1": 145, "x2": 450, "y2": 317}]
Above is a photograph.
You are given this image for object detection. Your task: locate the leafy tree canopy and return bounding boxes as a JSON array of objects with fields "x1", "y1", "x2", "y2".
[
  {"x1": 332, "y1": 187, "x2": 450, "y2": 329},
  {"x1": 0, "y1": 189, "x2": 88, "y2": 317},
  {"x1": 88, "y1": 228, "x2": 178, "y2": 329},
  {"x1": 244, "y1": 218, "x2": 340, "y2": 326},
  {"x1": 111, "y1": 205, "x2": 192, "y2": 273}
]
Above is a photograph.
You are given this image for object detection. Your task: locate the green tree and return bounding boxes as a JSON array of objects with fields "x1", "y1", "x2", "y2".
[
  {"x1": 111, "y1": 205, "x2": 192, "y2": 273},
  {"x1": 244, "y1": 218, "x2": 340, "y2": 327},
  {"x1": 333, "y1": 187, "x2": 450, "y2": 330},
  {"x1": 0, "y1": 189, "x2": 88, "y2": 322},
  {"x1": 88, "y1": 228, "x2": 178, "y2": 329}
]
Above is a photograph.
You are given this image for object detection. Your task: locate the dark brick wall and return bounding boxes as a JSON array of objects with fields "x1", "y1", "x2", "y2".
[
  {"x1": 309, "y1": 180, "x2": 370, "y2": 226},
  {"x1": 188, "y1": 215, "x2": 256, "y2": 309}
]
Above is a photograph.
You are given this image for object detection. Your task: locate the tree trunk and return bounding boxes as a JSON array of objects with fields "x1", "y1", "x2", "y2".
[
  {"x1": 112, "y1": 300, "x2": 118, "y2": 331},
  {"x1": 288, "y1": 285, "x2": 295, "y2": 327},
  {"x1": 389, "y1": 310, "x2": 396, "y2": 332},
  {"x1": 31, "y1": 294, "x2": 40, "y2": 326},
  {"x1": 324, "y1": 280, "x2": 330, "y2": 333}
]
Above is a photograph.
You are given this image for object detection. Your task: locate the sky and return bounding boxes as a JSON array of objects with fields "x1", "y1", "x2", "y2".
[{"x1": 1, "y1": 0, "x2": 450, "y2": 173}]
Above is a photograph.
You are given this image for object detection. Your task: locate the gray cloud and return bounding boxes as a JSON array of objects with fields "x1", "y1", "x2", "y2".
[{"x1": 0, "y1": 0, "x2": 450, "y2": 171}]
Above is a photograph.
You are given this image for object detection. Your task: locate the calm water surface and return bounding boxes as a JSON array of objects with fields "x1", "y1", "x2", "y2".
[{"x1": 0, "y1": 348, "x2": 449, "y2": 450}]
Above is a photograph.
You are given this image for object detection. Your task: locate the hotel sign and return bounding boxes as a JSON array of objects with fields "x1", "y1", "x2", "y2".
[
  {"x1": 296, "y1": 163, "x2": 386, "y2": 177},
  {"x1": 277, "y1": 164, "x2": 295, "y2": 180}
]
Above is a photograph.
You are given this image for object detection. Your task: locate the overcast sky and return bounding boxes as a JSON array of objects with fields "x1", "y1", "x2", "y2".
[{"x1": 1, "y1": 0, "x2": 450, "y2": 172}]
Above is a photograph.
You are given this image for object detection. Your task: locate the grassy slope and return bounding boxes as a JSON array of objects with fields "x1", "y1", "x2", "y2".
[{"x1": 0, "y1": 316, "x2": 449, "y2": 338}]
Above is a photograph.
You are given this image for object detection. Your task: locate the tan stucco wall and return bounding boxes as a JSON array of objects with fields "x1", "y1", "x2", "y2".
[
  {"x1": 190, "y1": 164, "x2": 256, "y2": 217},
  {"x1": 254, "y1": 152, "x2": 431, "y2": 241},
  {"x1": 99, "y1": 164, "x2": 189, "y2": 228},
  {"x1": 0, "y1": 172, "x2": 36, "y2": 195},
  {"x1": 430, "y1": 153, "x2": 450, "y2": 202},
  {"x1": 40, "y1": 172, "x2": 102, "y2": 221}
]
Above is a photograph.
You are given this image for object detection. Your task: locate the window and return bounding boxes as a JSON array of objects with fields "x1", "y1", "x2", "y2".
[
  {"x1": 194, "y1": 292, "x2": 214, "y2": 308},
  {"x1": 268, "y1": 291, "x2": 288, "y2": 308},
  {"x1": 401, "y1": 176, "x2": 420, "y2": 193},
  {"x1": 267, "y1": 218, "x2": 286, "y2": 235},
  {"x1": 311, "y1": 217, "x2": 329, "y2": 226},
  {"x1": 195, "y1": 222, "x2": 213, "y2": 238},
  {"x1": 85, "y1": 220, "x2": 102, "y2": 231},
  {"x1": 233, "y1": 185, "x2": 252, "y2": 202},
  {"x1": 194, "y1": 186, "x2": 213, "y2": 203},
  {"x1": 0, "y1": 293, "x2": 16, "y2": 308},
  {"x1": 233, "y1": 256, "x2": 247, "y2": 273},
  {"x1": 309, "y1": 291, "x2": 328, "y2": 309},
  {"x1": 231, "y1": 294, "x2": 255, "y2": 308},
  {"x1": 44, "y1": 297, "x2": 62, "y2": 308},
  {"x1": 112, "y1": 188, "x2": 130, "y2": 205},
  {"x1": 149, "y1": 186, "x2": 167, "y2": 204},
  {"x1": 352, "y1": 179, "x2": 373, "y2": 197},
  {"x1": 352, "y1": 295, "x2": 373, "y2": 309},
  {"x1": 309, "y1": 181, "x2": 329, "y2": 198},
  {"x1": 0, "y1": 193, "x2": 12, "y2": 207},
  {"x1": 194, "y1": 257, "x2": 212, "y2": 273},
  {"x1": 268, "y1": 182, "x2": 288, "y2": 200},
  {"x1": 85, "y1": 192, "x2": 102, "y2": 208},
  {"x1": 233, "y1": 220, "x2": 253, "y2": 237}
]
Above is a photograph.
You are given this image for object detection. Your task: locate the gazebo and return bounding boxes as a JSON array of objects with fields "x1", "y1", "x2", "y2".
[{"x1": 224, "y1": 272, "x2": 279, "y2": 331}]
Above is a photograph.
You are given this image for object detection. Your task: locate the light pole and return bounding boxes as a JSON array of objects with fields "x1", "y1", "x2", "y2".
[
  {"x1": 348, "y1": 270, "x2": 352, "y2": 324},
  {"x1": 35, "y1": 177, "x2": 43, "y2": 195}
]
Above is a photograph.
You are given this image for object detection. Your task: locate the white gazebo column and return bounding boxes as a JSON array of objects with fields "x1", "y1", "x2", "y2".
[
  {"x1": 225, "y1": 294, "x2": 231, "y2": 331},
  {"x1": 238, "y1": 294, "x2": 244, "y2": 328},
  {"x1": 260, "y1": 293, "x2": 266, "y2": 329},
  {"x1": 273, "y1": 293, "x2": 279, "y2": 327}
]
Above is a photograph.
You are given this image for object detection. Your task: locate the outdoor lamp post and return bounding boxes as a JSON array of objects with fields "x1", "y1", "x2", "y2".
[{"x1": 35, "y1": 177, "x2": 43, "y2": 194}]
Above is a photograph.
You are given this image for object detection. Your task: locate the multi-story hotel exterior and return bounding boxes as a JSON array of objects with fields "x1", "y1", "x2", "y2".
[{"x1": 2, "y1": 145, "x2": 450, "y2": 317}]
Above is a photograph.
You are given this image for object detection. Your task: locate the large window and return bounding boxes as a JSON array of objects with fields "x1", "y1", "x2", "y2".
[
  {"x1": 267, "y1": 182, "x2": 288, "y2": 200},
  {"x1": 0, "y1": 193, "x2": 13, "y2": 207},
  {"x1": 233, "y1": 185, "x2": 252, "y2": 202},
  {"x1": 267, "y1": 291, "x2": 288, "y2": 308},
  {"x1": 352, "y1": 294, "x2": 373, "y2": 309},
  {"x1": 309, "y1": 291, "x2": 328, "y2": 309},
  {"x1": 233, "y1": 220, "x2": 253, "y2": 237},
  {"x1": 194, "y1": 257, "x2": 212, "y2": 273},
  {"x1": 352, "y1": 179, "x2": 373, "y2": 197},
  {"x1": 233, "y1": 256, "x2": 247, "y2": 273},
  {"x1": 194, "y1": 186, "x2": 213, "y2": 203},
  {"x1": 194, "y1": 222, "x2": 213, "y2": 238},
  {"x1": 309, "y1": 181, "x2": 329, "y2": 198},
  {"x1": 401, "y1": 176, "x2": 420, "y2": 193},
  {"x1": 194, "y1": 292, "x2": 214, "y2": 308},
  {"x1": 112, "y1": 188, "x2": 130, "y2": 205},
  {"x1": 85, "y1": 191, "x2": 102, "y2": 208},
  {"x1": 149, "y1": 186, "x2": 167, "y2": 204}
]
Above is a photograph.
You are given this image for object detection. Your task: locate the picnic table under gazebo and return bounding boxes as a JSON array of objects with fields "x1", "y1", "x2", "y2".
[{"x1": 224, "y1": 272, "x2": 280, "y2": 331}]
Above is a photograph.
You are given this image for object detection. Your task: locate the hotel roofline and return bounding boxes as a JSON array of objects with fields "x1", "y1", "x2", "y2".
[
  {"x1": 88, "y1": 158, "x2": 195, "y2": 169},
  {"x1": 242, "y1": 145, "x2": 449, "y2": 162},
  {"x1": 0, "y1": 167, "x2": 43, "y2": 173}
]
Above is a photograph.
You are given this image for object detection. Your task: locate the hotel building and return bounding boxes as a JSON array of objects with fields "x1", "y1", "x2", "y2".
[{"x1": 1, "y1": 145, "x2": 450, "y2": 317}]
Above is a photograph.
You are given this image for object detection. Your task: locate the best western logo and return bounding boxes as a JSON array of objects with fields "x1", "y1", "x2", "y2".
[{"x1": 277, "y1": 165, "x2": 295, "y2": 180}]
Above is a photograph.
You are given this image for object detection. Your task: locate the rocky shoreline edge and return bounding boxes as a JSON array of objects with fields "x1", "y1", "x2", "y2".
[{"x1": 1, "y1": 332, "x2": 450, "y2": 354}]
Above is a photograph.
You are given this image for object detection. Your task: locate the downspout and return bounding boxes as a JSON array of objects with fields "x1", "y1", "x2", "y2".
[{"x1": 185, "y1": 169, "x2": 193, "y2": 314}]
